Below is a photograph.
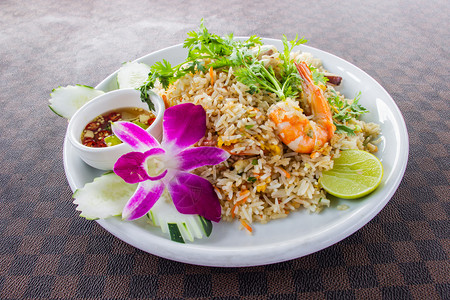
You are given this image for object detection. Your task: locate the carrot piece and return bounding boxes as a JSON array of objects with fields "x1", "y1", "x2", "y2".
[
  {"x1": 279, "y1": 167, "x2": 291, "y2": 178},
  {"x1": 240, "y1": 220, "x2": 253, "y2": 233},
  {"x1": 162, "y1": 94, "x2": 169, "y2": 108},
  {"x1": 209, "y1": 66, "x2": 214, "y2": 85},
  {"x1": 252, "y1": 171, "x2": 262, "y2": 179},
  {"x1": 231, "y1": 190, "x2": 250, "y2": 218},
  {"x1": 213, "y1": 186, "x2": 222, "y2": 200}
]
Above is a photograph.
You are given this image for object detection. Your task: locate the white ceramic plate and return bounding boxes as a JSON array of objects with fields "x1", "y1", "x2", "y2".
[{"x1": 63, "y1": 38, "x2": 409, "y2": 267}]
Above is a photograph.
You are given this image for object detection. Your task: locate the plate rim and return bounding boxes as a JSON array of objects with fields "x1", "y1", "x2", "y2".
[{"x1": 63, "y1": 38, "x2": 409, "y2": 267}]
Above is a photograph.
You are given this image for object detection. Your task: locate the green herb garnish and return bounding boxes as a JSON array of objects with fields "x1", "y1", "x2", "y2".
[
  {"x1": 233, "y1": 34, "x2": 306, "y2": 100},
  {"x1": 247, "y1": 177, "x2": 257, "y2": 183},
  {"x1": 310, "y1": 66, "x2": 329, "y2": 86},
  {"x1": 328, "y1": 90, "x2": 369, "y2": 135},
  {"x1": 140, "y1": 19, "x2": 234, "y2": 104},
  {"x1": 140, "y1": 20, "x2": 308, "y2": 105}
]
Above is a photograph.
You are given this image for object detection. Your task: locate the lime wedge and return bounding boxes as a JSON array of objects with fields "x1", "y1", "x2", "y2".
[
  {"x1": 319, "y1": 150, "x2": 383, "y2": 199},
  {"x1": 104, "y1": 135, "x2": 122, "y2": 146}
]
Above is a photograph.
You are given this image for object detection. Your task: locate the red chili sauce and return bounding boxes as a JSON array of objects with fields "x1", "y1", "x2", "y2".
[{"x1": 81, "y1": 107, "x2": 155, "y2": 148}]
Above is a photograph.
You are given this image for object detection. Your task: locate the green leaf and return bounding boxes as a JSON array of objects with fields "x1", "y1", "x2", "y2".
[
  {"x1": 181, "y1": 60, "x2": 206, "y2": 74},
  {"x1": 310, "y1": 66, "x2": 329, "y2": 86},
  {"x1": 334, "y1": 123, "x2": 357, "y2": 135},
  {"x1": 139, "y1": 82, "x2": 156, "y2": 111},
  {"x1": 328, "y1": 90, "x2": 369, "y2": 135},
  {"x1": 281, "y1": 34, "x2": 307, "y2": 67},
  {"x1": 137, "y1": 21, "x2": 309, "y2": 105},
  {"x1": 247, "y1": 177, "x2": 257, "y2": 183}
]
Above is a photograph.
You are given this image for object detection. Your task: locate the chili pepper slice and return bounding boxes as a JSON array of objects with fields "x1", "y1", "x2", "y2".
[
  {"x1": 107, "y1": 112, "x2": 121, "y2": 122},
  {"x1": 96, "y1": 130, "x2": 110, "y2": 140},
  {"x1": 82, "y1": 138, "x2": 96, "y2": 147},
  {"x1": 147, "y1": 117, "x2": 156, "y2": 126},
  {"x1": 85, "y1": 122, "x2": 100, "y2": 131}
]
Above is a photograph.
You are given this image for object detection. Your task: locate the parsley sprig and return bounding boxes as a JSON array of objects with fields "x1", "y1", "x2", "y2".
[
  {"x1": 225, "y1": 34, "x2": 307, "y2": 100},
  {"x1": 310, "y1": 66, "x2": 329, "y2": 86},
  {"x1": 328, "y1": 90, "x2": 369, "y2": 135},
  {"x1": 140, "y1": 20, "x2": 308, "y2": 105},
  {"x1": 140, "y1": 20, "x2": 233, "y2": 104}
]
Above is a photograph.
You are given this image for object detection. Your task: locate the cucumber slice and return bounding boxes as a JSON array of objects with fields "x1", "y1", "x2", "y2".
[
  {"x1": 117, "y1": 61, "x2": 151, "y2": 89},
  {"x1": 148, "y1": 192, "x2": 213, "y2": 243},
  {"x1": 49, "y1": 84, "x2": 104, "y2": 119},
  {"x1": 73, "y1": 172, "x2": 137, "y2": 220},
  {"x1": 168, "y1": 223, "x2": 185, "y2": 243},
  {"x1": 199, "y1": 216, "x2": 213, "y2": 237},
  {"x1": 72, "y1": 172, "x2": 213, "y2": 243}
]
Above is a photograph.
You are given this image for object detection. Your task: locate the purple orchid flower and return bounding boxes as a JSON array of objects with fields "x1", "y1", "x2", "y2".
[{"x1": 111, "y1": 103, "x2": 229, "y2": 223}]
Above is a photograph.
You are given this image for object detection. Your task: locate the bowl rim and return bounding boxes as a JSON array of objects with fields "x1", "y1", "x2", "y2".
[{"x1": 67, "y1": 88, "x2": 165, "y2": 153}]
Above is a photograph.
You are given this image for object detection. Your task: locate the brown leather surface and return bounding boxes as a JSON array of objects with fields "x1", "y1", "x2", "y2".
[{"x1": 0, "y1": 0, "x2": 448, "y2": 298}]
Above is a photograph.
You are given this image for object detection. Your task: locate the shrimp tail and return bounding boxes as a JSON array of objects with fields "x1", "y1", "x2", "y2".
[
  {"x1": 295, "y1": 61, "x2": 336, "y2": 138},
  {"x1": 295, "y1": 61, "x2": 315, "y2": 87},
  {"x1": 268, "y1": 62, "x2": 336, "y2": 154}
]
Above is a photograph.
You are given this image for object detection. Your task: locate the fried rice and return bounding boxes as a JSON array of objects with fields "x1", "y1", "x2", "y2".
[{"x1": 155, "y1": 50, "x2": 381, "y2": 229}]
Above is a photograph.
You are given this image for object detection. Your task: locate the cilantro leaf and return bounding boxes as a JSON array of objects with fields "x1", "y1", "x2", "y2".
[
  {"x1": 233, "y1": 36, "x2": 306, "y2": 100},
  {"x1": 328, "y1": 90, "x2": 369, "y2": 135},
  {"x1": 281, "y1": 34, "x2": 307, "y2": 68},
  {"x1": 247, "y1": 177, "x2": 257, "y2": 183},
  {"x1": 139, "y1": 83, "x2": 155, "y2": 111},
  {"x1": 334, "y1": 123, "x2": 357, "y2": 135},
  {"x1": 139, "y1": 20, "x2": 309, "y2": 105},
  {"x1": 310, "y1": 66, "x2": 329, "y2": 86}
]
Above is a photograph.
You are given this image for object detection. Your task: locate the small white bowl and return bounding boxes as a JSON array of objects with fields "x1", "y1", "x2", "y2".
[{"x1": 67, "y1": 88, "x2": 165, "y2": 170}]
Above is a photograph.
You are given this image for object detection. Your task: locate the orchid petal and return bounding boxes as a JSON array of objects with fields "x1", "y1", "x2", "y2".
[
  {"x1": 167, "y1": 172, "x2": 221, "y2": 222},
  {"x1": 162, "y1": 103, "x2": 206, "y2": 153},
  {"x1": 122, "y1": 180, "x2": 165, "y2": 220},
  {"x1": 177, "y1": 147, "x2": 230, "y2": 171},
  {"x1": 114, "y1": 151, "x2": 148, "y2": 184},
  {"x1": 112, "y1": 121, "x2": 160, "y2": 152},
  {"x1": 114, "y1": 148, "x2": 167, "y2": 184}
]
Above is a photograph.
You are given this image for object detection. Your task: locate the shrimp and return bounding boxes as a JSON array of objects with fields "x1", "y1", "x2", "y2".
[{"x1": 268, "y1": 61, "x2": 336, "y2": 154}]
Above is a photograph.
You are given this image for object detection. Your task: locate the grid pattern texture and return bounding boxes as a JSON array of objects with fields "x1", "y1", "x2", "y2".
[{"x1": 0, "y1": 0, "x2": 448, "y2": 298}]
